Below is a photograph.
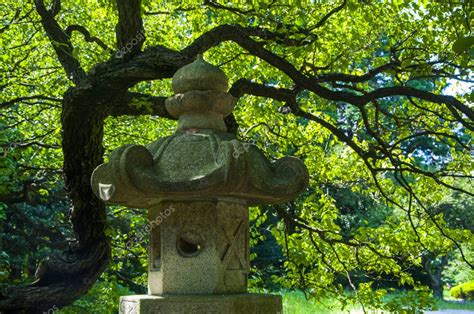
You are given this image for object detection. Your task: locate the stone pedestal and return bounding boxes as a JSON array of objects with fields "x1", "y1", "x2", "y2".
[
  {"x1": 148, "y1": 201, "x2": 249, "y2": 295},
  {"x1": 119, "y1": 294, "x2": 282, "y2": 314}
]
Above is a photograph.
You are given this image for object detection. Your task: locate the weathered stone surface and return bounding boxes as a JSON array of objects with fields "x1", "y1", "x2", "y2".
[
  {"x1": 91, "y1": 56, "x2": 306, "y2": 314},
  {"x1": 119, "y1": 294, "x2": 282, "y2": 314},
  {"x1": 148, "y1": 201, "x2": 249, "y2": 295},
  {"x1": 91, "y1": 57, "x2": 309, "y2": 208},
  {"x1": 172, "y1": 55, "x2": 229, "y2": 94}
]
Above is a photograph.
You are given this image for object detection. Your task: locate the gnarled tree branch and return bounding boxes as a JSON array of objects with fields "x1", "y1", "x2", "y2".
[
  {"x1": 33, "y1": 0, "x2": 86, "y2": 84},
  {"x1": 65, "y1": 24, "x2": 110, "y2": 52},
  {"x1": 107, "y1": 92, "x2": 172, "y2": 119}
]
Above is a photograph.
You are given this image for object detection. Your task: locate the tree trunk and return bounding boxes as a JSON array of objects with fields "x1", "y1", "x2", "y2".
[
  {"x1": 0, "y1": 87, "x2": 111, "y2": 313},
  {"x1": 424, "y1": 254, "x2": 448, "y2": 300}
]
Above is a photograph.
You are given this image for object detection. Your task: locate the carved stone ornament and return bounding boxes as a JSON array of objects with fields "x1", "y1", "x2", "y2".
[{"x1": 91, "y1": 55, "x2": 309, "y2": 208}]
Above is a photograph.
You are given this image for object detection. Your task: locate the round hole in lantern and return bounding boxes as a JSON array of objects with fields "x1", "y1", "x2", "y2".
[{"x1": 176, "y1": 237, "x2": 202, "y2": 257}]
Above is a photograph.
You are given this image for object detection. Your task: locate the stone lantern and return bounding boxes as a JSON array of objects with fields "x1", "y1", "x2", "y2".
[{"x1": 91, "y1": 55, "x2": 309, "y2": 313}]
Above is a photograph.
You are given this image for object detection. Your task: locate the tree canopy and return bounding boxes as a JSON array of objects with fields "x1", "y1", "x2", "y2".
[{"x1": 0, "y1": 0, "x2": 473, "y2": 312}]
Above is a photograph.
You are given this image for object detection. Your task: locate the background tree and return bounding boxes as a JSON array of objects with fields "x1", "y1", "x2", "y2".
[{"x1": 0, "y1": 0, "x2": 472, "y2": 312}]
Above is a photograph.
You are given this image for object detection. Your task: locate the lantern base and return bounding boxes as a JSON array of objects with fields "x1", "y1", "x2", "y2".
[{"x1": 119, "y1": 293, "x2": 282, "y2": 314}]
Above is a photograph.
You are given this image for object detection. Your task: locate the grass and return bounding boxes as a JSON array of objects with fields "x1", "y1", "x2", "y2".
[
  {"x1": 281, "y1": 290, "x2": 474, "y2": 313},
  {"x1": 435, "y1": 300, "x2": 474, "y2": 311},
  {"x1": 282, "y1": 291, "x2": 359, "y2": 314},
  {"x1": 434, "y1": 290, "x2": 474, "y2": 310}
]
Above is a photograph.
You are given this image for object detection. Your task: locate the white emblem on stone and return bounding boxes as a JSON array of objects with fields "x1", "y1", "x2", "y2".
[{"x1": 98, "y1": 183, "x2": 115, "y2": 201}]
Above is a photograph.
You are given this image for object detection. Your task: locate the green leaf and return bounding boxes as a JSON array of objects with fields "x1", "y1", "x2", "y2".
[
  {"x1": 452, "y1": 36, "x2": 474, "y2": 54},
  {"x1": 295, "y1": 17, "x2": 306, "y2": 27}
]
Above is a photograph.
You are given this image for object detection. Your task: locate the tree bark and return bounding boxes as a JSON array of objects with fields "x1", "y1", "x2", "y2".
[
  {"x1": 424, "y1": 254, "x2": 449, "y2": 300},
  {"x1": 0, "y1": 87, "x2": 111, "y2": 313}
]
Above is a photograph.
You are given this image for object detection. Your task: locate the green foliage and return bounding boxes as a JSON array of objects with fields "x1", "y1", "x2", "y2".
[
  {"x1": 381, "y1": 288, "x2": 435, "y2": 313},
  {"x1": 443, "y1": 246, "x2": 474, "y2": 285},
  {"x1": 282, "y1": 290, "x2": 355, "y2": 314},
  {"x1": 452, "y1": 36, "x2": 474, "y2": 54},
  {"x1": 450, "y1": 280, "x2": 474, "y2": 301},
  {"x1": 59, "y1": 275, "x2": 134, "y2": 314},
  {"x1": 281, "y1": 290, "x2": 460, "y2": 313},
  {"x1": 1, "y1": 0, "x2": 473, "y2": 312}
]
